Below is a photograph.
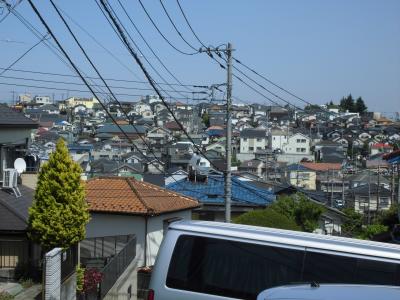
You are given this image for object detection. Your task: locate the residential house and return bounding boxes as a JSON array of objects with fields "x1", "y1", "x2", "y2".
[
  {"x1": 96, "y1": 124, "x2": 147, "y2": 140},
  {"x1": 239, "y1": 159, "x2": 265, "y2": 178},
  {"x1": 269, "y1": 127, "x2": 289, "y2": 150},
  {"x1": 83, "y1": 177, "x2": 199, "y2": 297},
  {"x1": 166, "y1": 175, "x2": 275, "y2": 222},
  {"x1": 370, "y1": 143, "x2": 394, "y2": 156},
  {"x1": 0, "y1": 104, "x2": 38, "y2": 181},
  {"x1": 346, "y1": 183, "x2": 392, "y2": 216},
  {"x1": 286, "y1": 163, "x2": 317, "y2": 190},
  {"x1": 238, "y1": 128, "x2": 268, "y2": 161},
  {"x1": 0, "y1": 185, "x2": 41, "y2": 280},
  {"x1": 278, "y1": 133, "x2": 313, "y2": 163}
]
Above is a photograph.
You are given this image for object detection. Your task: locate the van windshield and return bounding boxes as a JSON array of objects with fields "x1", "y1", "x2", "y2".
[{"x1": 166, "y1": 235, "x2": 400, "y2": 300}]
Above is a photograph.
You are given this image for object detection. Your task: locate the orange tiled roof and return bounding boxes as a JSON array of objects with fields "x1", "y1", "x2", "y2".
[
  {"x1": 301, "y1": 162, "x2": 342, "y2": 171},
  {"x1": 85, "y1": 177, "x2": 199, "y2": 215}
]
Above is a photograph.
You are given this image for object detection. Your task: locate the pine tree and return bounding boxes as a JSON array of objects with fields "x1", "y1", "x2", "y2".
[
  {"x1": 355, "y1": 97, "x2": 367, "y2": 113},
  {"x1": 28, "y1": 139, "x2": 90, "y2": 250}
]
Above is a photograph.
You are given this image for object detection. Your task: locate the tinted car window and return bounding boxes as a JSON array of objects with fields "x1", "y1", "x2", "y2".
[
  {"x1": 166, "y1": 235, "x2": 304, "y2": 299},
  {"x1": 303, "y1": 250, "x2": 400, "y2": 285}
]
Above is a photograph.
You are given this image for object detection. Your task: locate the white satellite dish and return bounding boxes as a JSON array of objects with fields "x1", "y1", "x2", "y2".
[{"x1": 14, "y1": 158, "x2": 27, "y2": 174}]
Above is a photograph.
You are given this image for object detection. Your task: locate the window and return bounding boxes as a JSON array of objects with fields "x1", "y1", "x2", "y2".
[
  {"x1": 166, "y1": 235, "x2": 304, "y2": 299},
  {"x1": 303, "y1": 251, "x2": 400, "y2": 286},
  {"x1": 297, "y1": 139, "x2": 301, "y2": 143},
  {"x1": 257, "y1": 147, "x2": 262, "y2": 150},
  {"x1": 249, "y1": 147, "x2": 254, "y2": 151},
  {"x1": 380, "y1": 197, "x2": 389, "y2": 206},
  {"x1": 301, "y1": 139, "x2": 307, "y2": 143},
  {"x1": 243, "y1": 138, "x2": 247, "y2": 142},
  {"x1": 256, "y1": 138, "x2": 262, "y2": 142},
  {"x1": 359, "y1": 196, "x2": 369, "y2": 209}
]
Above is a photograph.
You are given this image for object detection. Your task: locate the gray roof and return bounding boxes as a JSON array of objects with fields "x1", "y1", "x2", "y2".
[
  {"x1": 97, "y1": 124, "x2": 147, "y2": 134},
  {"x1": 0, "y1": 104, "x2": 38, "y2": 128},
  {"x1": 240, "y1": 128, "x2": 267, "y2": 138},
  {"x1": 0, "y1": 185, "x2": 34, "y2": 231}
]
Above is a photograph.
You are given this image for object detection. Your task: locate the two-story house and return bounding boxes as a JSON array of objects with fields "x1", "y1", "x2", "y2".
[
  {"x1": 238, "y1": 128, "x2": 268, "y2": 161},
  {"x1": 278, "y1": 133, "x2": 313, "y2": 163}
]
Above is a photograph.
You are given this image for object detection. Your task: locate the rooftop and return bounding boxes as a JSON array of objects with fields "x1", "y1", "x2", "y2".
[
  {"x1": 0, "y1": 104, "x2": 38, "y2": 128},
  {"x1": 86, "y1": 177, "x2": 199, "y2": 215}
]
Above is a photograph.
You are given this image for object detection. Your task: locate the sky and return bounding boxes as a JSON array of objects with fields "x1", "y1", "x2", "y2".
[{"x1": 0, "y1": 0, "x2": 399, "y2": 113}]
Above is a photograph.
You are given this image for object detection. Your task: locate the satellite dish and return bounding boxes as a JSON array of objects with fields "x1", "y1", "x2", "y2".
[{"x1": 14, "y1": 158, "x2": 27, "y2": 174}]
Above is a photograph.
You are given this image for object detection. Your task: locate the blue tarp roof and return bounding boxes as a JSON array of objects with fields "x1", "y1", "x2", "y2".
[{"x1": 166, "y1": 175, "x2": 275, "y2": 206}]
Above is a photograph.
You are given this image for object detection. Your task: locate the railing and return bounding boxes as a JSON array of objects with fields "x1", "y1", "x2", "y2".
[
  {"x1": 61, "y1": 244, "x2": 78, "y2": 283},
  {"x1": 99, "y1": 237, "x2": 136, "y2": 299}
]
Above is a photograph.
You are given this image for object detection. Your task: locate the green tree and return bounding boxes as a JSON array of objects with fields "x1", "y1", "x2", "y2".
[
  {"x1": 339, "y1": 94, "x2": 355, "y2": 112},
  {"x1": 355, "y1": 97, "x2": 367, "y2": 114},
  {"x1": 341, "y1": 208, "x2": 364, "y2": 237},
  {"x1": 375, "y1": 203, "x2": 399, "y2": 230},
  {"x1": 202, "y1": 113, "x2": 210, "y2": 127},
  {"x1": 234, "y1": 208, "x2": 301, "y2": 231},
  {"x1": 28, "y1": 139, "x2": 90, "y2": 250},
  {"x1": 270, "y1": 193, "x2": 325, "y2": 232},
  {"x1": 357, "y1": 224, "x2": 388, "y2": 240}
]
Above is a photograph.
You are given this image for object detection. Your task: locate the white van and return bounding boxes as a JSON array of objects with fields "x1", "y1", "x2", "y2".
[
  {"x1": 148, "y1": 221, "x2": 400, "y2": 300},
  {"x1": 257, "y1": 284, "x2": 400, "y2": 300}
]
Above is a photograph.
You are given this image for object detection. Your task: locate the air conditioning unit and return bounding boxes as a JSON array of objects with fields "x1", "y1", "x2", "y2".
[{"x1": 2, "y1": 168, "x2": 21, "y2": 197}]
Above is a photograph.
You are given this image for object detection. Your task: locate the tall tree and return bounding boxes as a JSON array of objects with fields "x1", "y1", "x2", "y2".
[
  {"x1": 355, "y1": 97, "x2": 367, "y2": 113},
  {"x1": 339, "y1": 94, "x2": 355, "y2": 112},
  {"x1": 28, "y1": 139, "x2": 90, "y2": 250}
]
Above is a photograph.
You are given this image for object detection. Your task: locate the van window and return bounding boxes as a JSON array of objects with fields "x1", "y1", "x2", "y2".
[
  {"x1": 166, "y1": 235, "x2": 304, "y2": 299},
  {"x1": 302, "y1": 250, "x2": 400, "y2": 286}
]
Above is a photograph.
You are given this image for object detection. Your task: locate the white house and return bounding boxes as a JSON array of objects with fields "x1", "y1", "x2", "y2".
[
  {"x1": 278, "y1": 133, "x2": 313, "y2": 163},
  {"x1": 269, "y1": 127, "x2": 289, "y2": 150},
  {"x1": 238, "y1": 128, "x2": 268, "y2": 161},
  {"x1": 84, "y1": 177, "x2": 199, "y2": 298},
  {"x1": 33, "y1": 95, "x2": 51, "y2": 105}
]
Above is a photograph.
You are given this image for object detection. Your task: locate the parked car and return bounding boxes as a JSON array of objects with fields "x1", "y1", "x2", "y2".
[
  {"x1": 148, "y1": 221, "x2": 400, "y2": 300},
  {"x1": 257, "y1": 284, "x2": 400, "y2": 300}
]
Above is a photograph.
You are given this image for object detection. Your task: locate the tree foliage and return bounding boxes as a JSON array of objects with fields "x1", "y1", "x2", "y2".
[
  {"x1": 341, "y1": 208, "x2": 364, "y2": 237},
  {"x1": 339, "y1": 94, "x2": 368, "y2": 113},
  {"x1": 202, "y1": 113, "x2": 210, "y2": 128},
  {"x1": 234, "y1": 208, "x2": 301, "y2": 231},
  {"x1": 28, "y1": 139, "x2": 90, "y2": 250},
  {"x1": 271, "y1": 193, "x2": 325, "y2": 232}
]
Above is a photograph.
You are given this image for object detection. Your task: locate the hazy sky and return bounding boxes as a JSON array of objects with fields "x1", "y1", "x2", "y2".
[{"x1": 1, "y1": 0, "x2": 399, "y2": 112}]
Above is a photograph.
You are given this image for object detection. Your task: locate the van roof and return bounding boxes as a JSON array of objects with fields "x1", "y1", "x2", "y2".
[{"x1": 170, "y1": 221, "x2": 400, "y2": 262}]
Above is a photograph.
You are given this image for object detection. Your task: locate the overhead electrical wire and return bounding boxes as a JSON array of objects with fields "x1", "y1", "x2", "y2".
[
  {"x1": 158, "y1": 0, "x2": 198, "y2": 52},
  {"x1": 137, "y1": 0, "x2": 198, "y2": 56},
  {"x1": 98, "y1": 0, "x2": 273, "y2": 201},
  {"x1": 116, "y1": 0, "x2": 192, "y2": 93},
  {"x1": 0, "y1": 66, "x2": 204, "y2": 88},
  {"x1": 94, "y1": 0, "x2": 192, "y2": 100},
  {"x1": 26, "y1": 0, "x2": 172, "y2": 182},
  {"x1": 0, "y1": 74, "x2": 198, "y2": 94},
  {"x1": 0, "y1": 34, "x2": 48, "y2": 76}
]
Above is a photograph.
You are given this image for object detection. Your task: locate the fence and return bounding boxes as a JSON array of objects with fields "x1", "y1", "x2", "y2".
[
  {"x1": 61, "y1": 244, "x2": 78, "y2": 283},
  {"x1": 99, "y1": 237, "x2": 136, "y2": 299}
]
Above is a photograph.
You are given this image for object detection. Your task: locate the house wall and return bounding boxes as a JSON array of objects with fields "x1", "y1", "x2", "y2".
[
  {"x1": 277, "y1": 153, "x2": 314, "y2": 164},
  {"x1": 146, "y1": 210, "x2": 191, "y2": 266},
  {"x1": 283, "y1": 134, "x2": 311, "y2": 155},
  {"x1": 289, "y1": 171, "x2": 316, "y2": 190},
  {"x1": 353, "y1": 195, "x2": 391, "y2": 213},
  {"x1": 240, "y1": 137, "x2": 268, "y2": 153},
  {"x1": 270, "y1": 133, "x2": 288, "y2": 150}
]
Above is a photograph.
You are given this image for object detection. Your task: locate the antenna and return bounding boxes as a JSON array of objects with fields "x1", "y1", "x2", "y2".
[{"x1": 14, "y1": 157, "x2": 27, "y2": 174}]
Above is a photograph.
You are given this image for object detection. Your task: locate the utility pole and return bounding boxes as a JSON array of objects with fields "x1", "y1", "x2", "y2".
[
  {"x1": 377, "y1": 165, "x2": 381, "y2": 212},
  {"x1": 200, "y1": 43, "x2": 233, "y2": 223},
  {"x1": 225, "y1": 42, "x2": 233, "y2": 223}
]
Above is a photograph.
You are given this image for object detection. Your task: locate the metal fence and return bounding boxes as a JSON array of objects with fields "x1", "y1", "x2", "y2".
[
  {"x1": 61, "y1": 244, "x2": 78, "y2": 283},
  {"x1": 99, "y1": 237, "x2": 136, "y2": 299}
]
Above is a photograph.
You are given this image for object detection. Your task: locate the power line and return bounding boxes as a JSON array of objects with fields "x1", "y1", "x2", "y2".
[
  {"x1": 0, "y1": 81, "x2": 198, "y2": 100},
  {"x1": 94, "y1": 0, "x2": 193, "y2": 99},
  {"x1": 0, "y1": 74, "x2": 199, "y2": 94},
  {"x1": 115, "y1": 0, "x2": 193, "y2": 92},
  {"x1": 175, "y1": 0, "x2": 207, "y2": 48},
  {"x1": 99, "y1": 0, "x2": 271, "y2": 202},
  {"x1": 158, "y1": 0, "x2": 198, "y2": 52},
  {"x1": 0, "y1": 34, "x2": 48, "y2": 76},
  {"x1": 0, "y1": 66, "x2": 203, "y2": 88},
  {"x1": 137, "y1": 0, "x2": 198, "y2": 56}
]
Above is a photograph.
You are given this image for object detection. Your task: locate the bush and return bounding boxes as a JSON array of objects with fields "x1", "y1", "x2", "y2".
[
  {"x1": 357, "y1": 224, "x2": 388, "y2": 240},
  {"x1": 19, "y1": 278, "x2": 34, "y2": 289},
  {"x1": 76, "y1": 264, "x2": 85, "y2": 293},
  {"x1": 0, "y1": 292, "x2": 13, "y2": 300},
  {"x1": 233, "y1": 208, "x2": 301, "y2": 231},
  {"x1": 83, "y1": 268, "x2": 103, "y2": 293}
]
